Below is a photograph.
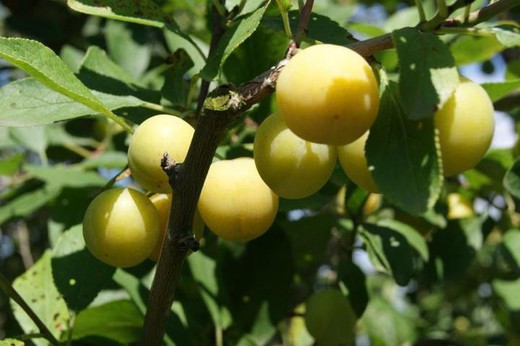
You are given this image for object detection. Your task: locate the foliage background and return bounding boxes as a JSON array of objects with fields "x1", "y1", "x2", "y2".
[{"x1": 0, "y1": 0, "x2": 520, "y2": 345}]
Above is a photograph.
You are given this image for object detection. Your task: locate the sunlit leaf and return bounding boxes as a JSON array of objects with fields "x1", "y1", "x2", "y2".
[{"x1": 11, "y1": 251, "x2": 70, "y2": 346}]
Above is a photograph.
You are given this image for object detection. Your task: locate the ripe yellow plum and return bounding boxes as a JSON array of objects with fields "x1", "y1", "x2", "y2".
[
  {"x1": 128, "y1": 114, "x2": 194, "y2": 193},
  {"x1": 435, "y1": 78, "x2": 494, "y2": 176},
  {"x1": 276, "y1": 44, "x2": 380, "y2": 145},
  {"x1": 253, "y1": 113, "x2": 337, "y2": 199},
  {"x1": 337, "y1": 132, "x2": 379, "y2": 193},
  {"x1": 304, "y1": 289, "x2": 356, "y2": 346},
  {"x1": 83, "y1": 188, "x2": 159, "y2": 268},
  {"x1": 447, "y1": 193, "x2": 474, "y2": 220},
  {"x1": 148, "y1": 193, "x2": 205, "y2": 261},
  {"x1": 198, "y1": 158, "x2": 278, "y2": 242}
]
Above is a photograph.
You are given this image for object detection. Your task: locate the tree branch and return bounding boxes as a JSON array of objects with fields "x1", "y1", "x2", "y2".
[
  {"x1": 294, "y1": 0, "x2": 314, "y2": 45},
  {"x1": 443, "y1": 0, "x2": 520, "y2": 27}
]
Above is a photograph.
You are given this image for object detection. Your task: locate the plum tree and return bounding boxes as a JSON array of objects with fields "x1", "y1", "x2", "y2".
[
  {"x1": 198, "y1": 158, "x2": 278, "y2": 242},
  {"x1": 435, "y1": 78, "x2": 495, "y2": 177},
  {"x1": 148, "y1": 193, "x2": 205, "y2": 261},
  {"x1": 128, "y1": 114, "x2": 194, "y2": 193},
  {"x1": 253, "y1": 113, "x2": 337, "y2": 199},
  {"x1": 276, "y1": 44, "x2": 380, "y2": 145},
  {"x1": 337, "y1": 131, "x2": 379, "y2": 193},
  {"x1": 304, "y1": 289, "x2": 357, "y2": 346},
  {"x1": 82, "y1": 188, "x2": 160, "y2": 267}
]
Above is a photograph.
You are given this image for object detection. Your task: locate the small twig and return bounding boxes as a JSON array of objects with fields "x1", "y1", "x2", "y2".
[
  {"x1": 437, "y1": 0, "x2": 449, "y2": 19},
  {"x1": 347, "y1": 33, "x2": 394, "y2": 57},
  {"x1": 100, "y1": 165, "x2": 130, "y2": 192},
  {"x1": 210, "y1": 0, "x2": 227, "y2": 18},
  {"x1": 142, "y1": 102, "x2": 183, "y2": 117},
  {"x1": 294, "y1": 0, "x2": 315, "y2": 46},
  {"x1": 0, "y1": 272, "x2": 60, "y2": 345},
  {"x1": 463, "y1": 3, "x2": 472, "y2": 24},
  {"x1": 196, "y1": 0, "x2": 227, "y2": 115},
  {"x1": 443, "y1": 0, "x2": 519, "y2": 27},
  {"x1": 415, "y1": 0, "x2": 426, "y2": 22},
  {"x1": 13, "y1": 221, "x2": 33, "y2": 269},
  {"x1": 275, "y1": 0, "x2": 294, "y2": 39}
]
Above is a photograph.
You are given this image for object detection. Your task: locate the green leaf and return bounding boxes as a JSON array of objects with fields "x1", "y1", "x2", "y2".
[
  {"x1": 360, "y1": 223, "x2": 415, "y2": 286},
  {"x1": 502, "y1": 230, "x2": 520, "y2": 270},
  {"x1": 490, "y1": 23, "x2": 520, "y2": 48},
  {"x1": 105, "y1": 20, "x2": 151, "y2": 80},
  {"x1": 0, "y1": 339, "x2": 25, "y2": 346},
  {"x1": 60, "y1": 45, "x2": 85, "y2": 73},
  {"x1": 112, "y1": 270, "x2": 179, "y2": 346},
  {"x1": 67, "y1": 0, "x2": 168, "y2": 27},
  {"x1": 78, "y1": 46, "x2": 160, "y2": 103},
  {"x1": 79, "y1": 46, "x2": 136, "y2": 86},
  {"x1": 393, "y1": 27, "x2": 459, "y2": 119},
  {"x1": 506, "y1": 60, "x2": 520, "y2": 80},
  {"x1": 223, "y1": 25, "x2": 288, "y2": 84},
  {"x1": 218, "y1": 228, "x2": 294, "y2": 333},
  {"x1": 504, "y1": 158, "x2": 520, "y2": 199},
  {"x1": 164, "y1": 29, "x2": 208, "y2": 75},
  {"x1": 200, "y1": 2, "x2": 270, "y2": 80},
  {"x1": 24, "y1": 165, "x2": 106, "y2": 188},
  {"x1": 366, "y1": 79, "x2": 442, "y2": 215},
  {"x1": 362, "y1": 297, "x2": 417, "y2": 346},
  {"x1": 0, "y1": 78, "x2": 143, "y2": 127},
  {"x1": 384, "y1": 6, "x2": 420, "y2": 32},
  {"x1": 262, "y1": 10, "x2": 355, "y2": 46},
  {"x1": 226, "y1": 0, "x2": 266, "y2": 15},
  {"x1": 281, "y1": 215, "x2": 336, "y2": 276},
  {"x1": 481, "y1": 79, "x2": 520, "y2": 102},
  {"x1": 0, "y1": 185, "x2": 61, "y2": 225},
  {"x1": 236, "y1": 302, "x2": 277, "y2": 346},
  {"x1": 72, "y1": 300, "x2": 143, "y2": 343},
  {"x1": 496, "y1": 229, "x2": 520, "y2": 279},
  {"x1": 450, "y1": 35, "x2": 503, "y2": 65},
  {"x1": 0, "y1": 37, "x2": 116, "y2": 118},
  {"x1": 348, "y1": 22, "x2": 386, "y2": 39},
  {"x1": 430, "y1": 218, "x2": 484, "y2": 281},
  {"x1": 11, "y1": 251, "x2": 70, "y2": 345},
  {"x1": 79, "y1": 152, "x2": 128, "y2": 169},
  {"x1": 376, "y1": 219, "x2": 429, "y2": 261},
  {"x1": 51, "y1": 225, "x2": 116, "y2": 312},
  {"x1": 188, "y1": 252, "x2": 231, "y2": 329},
  {"x1": 68, "y1": 0, "x2": 205, "y2": 75},
  {"x1": 9, "y1": 126, "x2": 47, "y2": 156},
  {"x1": 161, "y1": 49, "x2": 194, "y2": 108},
  {"x1": 112, "y1": 269, "x2": 148, "y2": 314},
  {"x1": 493, "y1": 278, "x2": 520, "y2": 311},
  {"x1": 0, "y1": 153, "x2": 24, "y2": 176},
  {"x1": 338, "y1": 260, "x2": 369, "y2": 318}
]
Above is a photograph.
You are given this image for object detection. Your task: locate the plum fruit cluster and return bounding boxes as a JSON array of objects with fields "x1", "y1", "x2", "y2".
[
  {"x1": 83, "y1": 114, "x2": 197, "y2": 267},
  {"x1": 337, "y1": 77, "x2": 495, "y2": 193},
  {"x1": 254, "y1": 44, "x2": 380, "y2": 199},
  {"x1": 256, "y1": 44, "x2": 495, "y2": 197},
  {"x1": 83, "y1": 44, "x2": 495, "y2": 267}
]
